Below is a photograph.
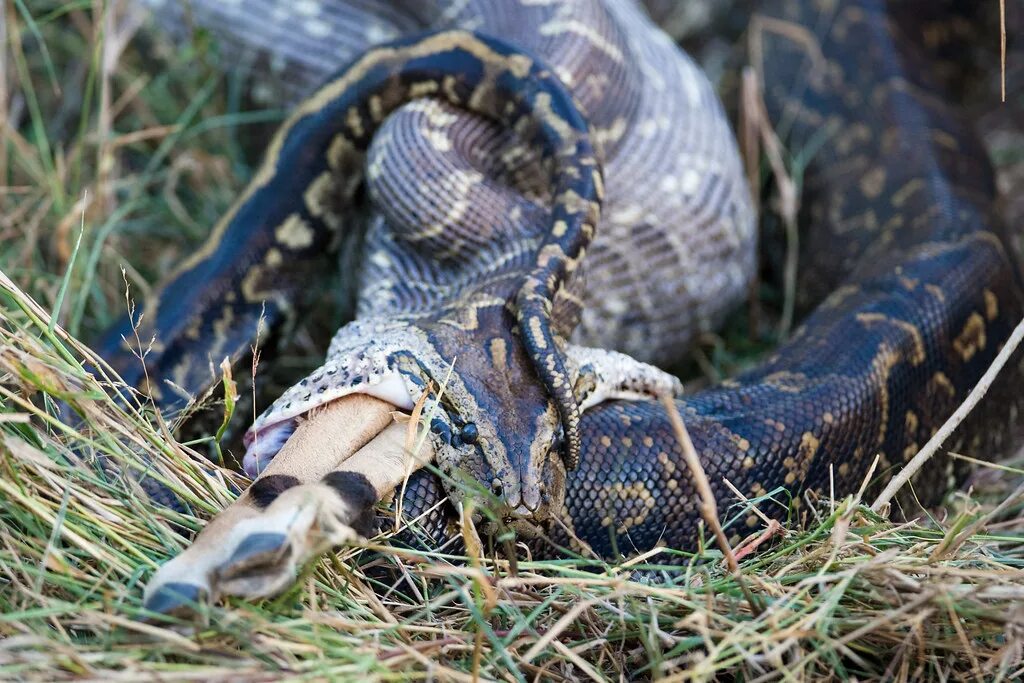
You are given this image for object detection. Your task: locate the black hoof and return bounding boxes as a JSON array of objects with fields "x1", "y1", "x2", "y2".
[
  {"x1": 143, "y1": 582, "x2": 205, "y2": 618},
  {"x1": 217, "y1": 532, "x2": 289, "y2": 577}
]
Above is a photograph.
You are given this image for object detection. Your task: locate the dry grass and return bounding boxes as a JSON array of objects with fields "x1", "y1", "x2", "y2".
[{"x1": 2, "y1": 3, "x2": 1024, "y2": 681}]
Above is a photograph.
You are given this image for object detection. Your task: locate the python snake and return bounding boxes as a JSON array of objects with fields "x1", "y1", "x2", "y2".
[{"x1": 99, "y1": 0, "x2": 1023, "y2": 559}]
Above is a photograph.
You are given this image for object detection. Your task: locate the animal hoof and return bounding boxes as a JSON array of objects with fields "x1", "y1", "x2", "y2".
[
  {"x1": 220, "y1": 532, "x2": 290, "y2": 574},
  {"x1": 215, "y1": 532, "x2": 299, "y2": 599},
  {"x1": 142, "y1": 581, "x2": 206, "y2": 619},
  {"x1": 140, "y1": 481, "x2": 368, "y2": 611},
  {"x1": 213, "y1": 485, "x2": 363, "y2": 598}
]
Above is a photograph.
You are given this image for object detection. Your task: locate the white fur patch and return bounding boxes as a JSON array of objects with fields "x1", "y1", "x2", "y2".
[{"x1": 243, "y1": 419, "x2": 296, "y2": 477}]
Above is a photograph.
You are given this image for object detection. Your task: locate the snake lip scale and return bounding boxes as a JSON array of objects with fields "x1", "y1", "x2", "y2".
[{"x1": 91, "y1": 0, "x2": 1023, "y2": 614}]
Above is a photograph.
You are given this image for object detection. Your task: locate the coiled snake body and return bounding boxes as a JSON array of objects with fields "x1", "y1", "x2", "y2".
[{"x1": 101, "y1": 0, "x2": 1023, "y2": 561}]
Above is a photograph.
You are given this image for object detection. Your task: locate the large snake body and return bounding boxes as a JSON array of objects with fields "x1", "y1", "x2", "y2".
[{"x1": 100, "y1": 0, "x2": 1022, "y2": 558}]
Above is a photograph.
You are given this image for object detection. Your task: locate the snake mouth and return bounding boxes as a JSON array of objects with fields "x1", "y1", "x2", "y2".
[
  {"x1": 506, "y1": 516, "x2": 544, "y2": 539},
  {"x1": 492, "y1": 482, "x2": 562, "y2": 531},
  {"x1": 477, "y1": 512, "x2": 543, "y2": 540}
]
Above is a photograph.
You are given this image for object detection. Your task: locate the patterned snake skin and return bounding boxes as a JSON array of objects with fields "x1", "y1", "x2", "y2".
[
  {"x1": 132, "y1": 0, "x2": 755, "y2": 373},
  {"x1": 100, "y1": 0, "x2": 1023, "y2": 558}
]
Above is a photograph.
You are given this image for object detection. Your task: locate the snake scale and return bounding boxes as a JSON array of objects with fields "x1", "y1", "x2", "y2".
[{"x1": 99, "y1": 0, "x2": 1023, "y2": 560}]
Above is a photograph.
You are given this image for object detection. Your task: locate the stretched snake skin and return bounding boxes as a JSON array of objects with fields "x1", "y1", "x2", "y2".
[
  {"x1": 130, "y1": 0, "x2": 754, "y2": 374},
  {"x1": 100, "y1": 0, "x2": 1024, "y2": 558}
]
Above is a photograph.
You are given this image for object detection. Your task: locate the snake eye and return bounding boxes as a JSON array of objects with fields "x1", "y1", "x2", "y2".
[
  {"x1": 461, "y1": 422, "x2": 479, "y2": 444},
  {"x1": 491, "y1": 478, "x2": 503, "y2": 496}
]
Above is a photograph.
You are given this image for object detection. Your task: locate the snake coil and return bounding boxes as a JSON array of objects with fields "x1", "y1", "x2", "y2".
[{"x1": 100, "y1": 0, "x2": 1023, "y2": 558}]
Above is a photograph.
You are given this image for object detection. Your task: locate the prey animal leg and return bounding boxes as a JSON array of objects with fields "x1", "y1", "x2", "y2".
[
  {"x1": 213, "y1": 416, "x2": 427, "y2": 599},
  {"x1": 567, "y1": 345, "x2": 683, "y2": 411},
  {"x1": 142, "y1": 394, "x2": 407, "y2": 619}
]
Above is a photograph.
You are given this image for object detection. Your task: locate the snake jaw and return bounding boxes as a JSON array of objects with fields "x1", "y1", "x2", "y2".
[
  {"x1": 421, "y1": 365, "x2": 568, "y2": 529},
  {"x1": 267, "y1": 316, "x2": 565, "y2": 532}
]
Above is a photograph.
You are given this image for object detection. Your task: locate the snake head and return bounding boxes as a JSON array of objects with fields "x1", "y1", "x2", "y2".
[
  {"x1": 243, "y1": 316, "x2": 572, "y2": 535},
  {"x1": 422, "y1": 320, "x2": 568, "y2": 533},
  {"x1": 431, "y1": 397, "x2": 567, "y2": 537}
]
